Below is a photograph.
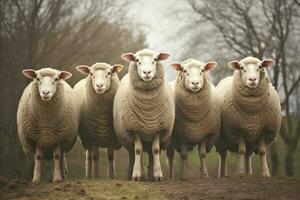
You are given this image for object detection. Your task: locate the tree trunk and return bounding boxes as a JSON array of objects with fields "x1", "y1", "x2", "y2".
[
  {"x1": 270, "y1": 144, "x2": 279, "y2": 176},
  {"x1": 285, "y1": 150, "x2": 294, "y2": 177},
  {"x1": 18, "y1": 149, "x2": 34, "y2": 180}
]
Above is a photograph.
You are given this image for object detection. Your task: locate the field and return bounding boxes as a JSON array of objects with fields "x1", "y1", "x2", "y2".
[
  {"x1": 64, "y1": 134, "x2": 300, "y2": 180},
  {"x1": 1, "y1": 135, "x2": 300, "y2": 200},
  {"x1": 1, "y1": 177, "x2": 300, "y2": 200}
]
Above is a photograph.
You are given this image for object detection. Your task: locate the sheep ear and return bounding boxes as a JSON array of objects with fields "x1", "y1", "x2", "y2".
[
  {"x1": 111, "y1": 64, "x2": 123, "y2": 73},
  {"x1": 76, "y1": 65, "x2": 90, "y2": 74},
  {"x1": 23, "y1": 69, "x2": 37, "y2": 79},
  {"x1": 260, "y1": 59, "x2": 274, "y2": 68},
  {"x1": 204, "y1": 62, "x2": 217, "y2": 71},
  {"x1": 59, "y1": 71, "x2": 72, "y2": 80},
  {"x1": 121, "y1": 53, "x2": 135, "y2": 62},
  {"x1": 171, "y1": 63, "x2": 183, "y2": 71},
  {"x1": 157, "y1": 52, "x2": 170, "y2": 61},
  {"x1": 228, "y1": 60, "x2": 240, "y2": 70}
]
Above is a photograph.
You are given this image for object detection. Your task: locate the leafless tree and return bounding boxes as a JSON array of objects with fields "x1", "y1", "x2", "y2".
[
  {"x1": 180, "y1": 0, "x2": 300, "y2": 176},
  {"x1": 0, "y1": 0, "x2": 145, "y2": 179}
]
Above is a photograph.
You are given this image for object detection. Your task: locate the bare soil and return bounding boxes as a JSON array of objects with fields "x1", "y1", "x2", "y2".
[
  {"x1": 149, "y1": 176, "x2": 300, "y2": 200},
  {"x1": 1, "y1": 176, "x2": 300, "y2": 200}
]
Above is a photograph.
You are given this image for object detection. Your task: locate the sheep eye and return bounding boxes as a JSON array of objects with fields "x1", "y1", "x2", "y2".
[
  {"x1": 202, "y1": 69, "x2": 205, "y2": 73},
  {"x1": 90, "y1": 72, "x2": 93, "y2": 76},
  {"x1": 183, "y1": 70, "x2": 187, "y2": 73},
  {"x1": 240, "y1": 66, "x2": 244, "y2": 70},
  {"x1": 154, "y1": 58, "x2": 157, "y2": 61},
  {"x1": 55, "y1": 78, "x2": 59, "y2": 81},
  {"x1": 36, "y1": 78, "x2": 40, "y2": 81},
  {"x1": 107, "y1": 71, "x2": 111, "y2": 75},
  {"x1": 135, "y1": 59, "x2": 141, "y2": 65}
]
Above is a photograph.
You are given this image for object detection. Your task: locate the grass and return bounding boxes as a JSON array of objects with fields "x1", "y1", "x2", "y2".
[
  {"x1": 2, "y1": 179, "x2": 166, "y2": 200},
  {"x1": 64, "y1": 132, "x2": 300, "y2": 180}
]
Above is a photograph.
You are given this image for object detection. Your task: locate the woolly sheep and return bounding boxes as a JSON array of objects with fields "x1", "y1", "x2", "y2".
[
  {"x1": 73, "y1": 62, "x2": 123, "y2": 179},
  {"x1": 17, "y1": 68, "x2": 77, "y2": 183},
  {"x1": 113, "y1": 49, "x2": 175, "y2": 181},
  {"x1": 216, "y1": 57, "x2": 281, "y2": 177},
  {"x1": 166, "y1": 59, "x2": 220, "y2": 179}
]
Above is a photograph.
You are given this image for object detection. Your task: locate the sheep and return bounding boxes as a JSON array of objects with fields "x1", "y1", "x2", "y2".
[
  {"x1": 216, "y1": 57, "x2": 282, "y2": 177},
  {"x1": 73, "y1": 62, "x2": 123, "y2": 179},
  {"x1": 17, "y1": 68, "x2": 77, "y2": 183},
  {"x1": 113, "y1": 49, "x2": 175, "y2": 181},
  {"x1": 166, "y1": 59, "x2": 220, "y2": 179}
]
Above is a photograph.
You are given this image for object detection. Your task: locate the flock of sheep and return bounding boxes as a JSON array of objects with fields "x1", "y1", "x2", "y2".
[{"x1": 16, "y1": 49, "x2": 282, "y2": 183}]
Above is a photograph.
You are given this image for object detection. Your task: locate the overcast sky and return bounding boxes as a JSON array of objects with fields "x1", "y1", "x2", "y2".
[{"x1": 127, "y1": 0, "x2": 188, "y2": 80}]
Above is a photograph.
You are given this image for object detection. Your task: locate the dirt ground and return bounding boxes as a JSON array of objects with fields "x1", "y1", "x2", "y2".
[{"x1": 1, "y1": 176, "x2": 300, "y2": 200}]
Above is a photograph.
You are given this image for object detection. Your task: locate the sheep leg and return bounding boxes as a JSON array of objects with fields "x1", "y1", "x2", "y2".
[
  {"x1": 32, "y1": 146, "x2": 43, "y2": 183},
  {"x1": 53, "y1": 146, "x2": 63, "y2": 182},
  {"x1": 180, "y1": 141, "x2": 188, "y2": 180},
  {"x1": 152, "y1": 134, "x2": 163, "y2": 181},
  {"x1": 64, "y1": 154, "x2": 68, "y2": 178},
  {"x1": 166, "y1": 146, "x2": 175, "y2": 179},
  {"x1": 140, "y1": 152, "x2": 145, "y2": 180},
  {"x1": 246, "y1": 151, "x2": 253, "y2": 175},
  {"x1": 128, "y1": 150, "x2": 134, "y2": 180},
  {"x1": 85, "y1": 149, "x2": 92, "y2": 178},
  {"x1": 218, "y1": 150, "x2": 227, "y2": 177},
  {"x1": 91, "y1": 146, "x2": 99, "y2": 178},
  {"x1": 259, "y1": 138, "x2": 270, "y2": 177},
  {"x1": 147, "y1": 149, "x2": 154, "y2": 180},
  {"x1": 238, "y1": 137, "x2": 246, "y2": 175},
  {"x1": 107, "y1": 148, "x2": 115, "y2": 179},
  {"x1": 198, "y1": 141, "x2": 209, "y2": 177},
  {"x1": 60, "y1": 151, "x2": 66, "y2": 180},
  {"x1": 132, "y1": 134, "x2": 142, "y2": 181}
]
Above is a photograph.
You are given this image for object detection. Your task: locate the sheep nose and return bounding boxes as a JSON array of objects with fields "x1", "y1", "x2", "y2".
[
  {"x1": 42, "y1": 90, "x2": 50, "y2": 95},
  {"x1": 143, "y1": 70, "x2": 151, "y2": 75},
  {"x1": 96, "y1": 83, "x2": 104, "y2": 88},
  {"x1": 192, "y1": 81, "x2": 199, "y2": 86},
  {"x1": 249, "y1": 78, "x2": 257, "y2": 82}
]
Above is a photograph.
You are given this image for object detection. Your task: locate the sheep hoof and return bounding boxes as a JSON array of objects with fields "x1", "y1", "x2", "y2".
[
  {"x1": 132, "y1": 176, "x2": 141, "y2": 181},
  {"x1": 154, "y1": 167, "x2": 163, "y2": 181},
  {"x1": 262, "y1": 173, "x2": 270, "y2": 177},
  {"x1": 154, "y1": 176, "x2": 163, "y2": 181},
  {"x1": 201, "y1": 174, "x2": 209, "y2": 178},
  {"x1": 132, "y1": 169, "x2": 142, "y2": 181},
  {"x1": 32, "y1": 179, "x2": 41, "y2": 184},
  {"x1": 53, "y1": 177, "x2": 63, "y2": 183},
  {"x1": 154, "y1": 171, "x2": 163, "y2": 181}
]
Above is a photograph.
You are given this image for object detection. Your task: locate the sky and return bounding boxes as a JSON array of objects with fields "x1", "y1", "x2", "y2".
[
  {"x1": 127, "y1": 0, "x2": 187, "y2": 80},
  {"x1": 129, "y1": 1, "x2": 176, "y2": 51},
  {"x1": 123, "y1": 0, "x2": 299, "y2": 113}
]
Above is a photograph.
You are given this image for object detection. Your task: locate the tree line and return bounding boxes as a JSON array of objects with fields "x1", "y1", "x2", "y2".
[
  {"x1": 0, "y1": 0, "x2": 145, "y2": 179},
  {"x1": 174, "y1": 0, "x2": 300, "y2": 176}
]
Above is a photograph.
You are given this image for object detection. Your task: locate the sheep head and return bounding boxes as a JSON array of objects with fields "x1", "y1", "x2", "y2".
[
  {"x1": 171, "y1": 59, "x2": 217, "y2": 92},
  {"x1": 23, "y1": 68, "x2": 72, "y2": 101},
  {"x1": 76, "y1": 63, "x2": 123, "y2": 94},
  {"x1": 228, "y1": 57, "x2": 274, "y2": 89},
  {"x1": 121, "y1": 49, "x2": 169, "y2": 82}
]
